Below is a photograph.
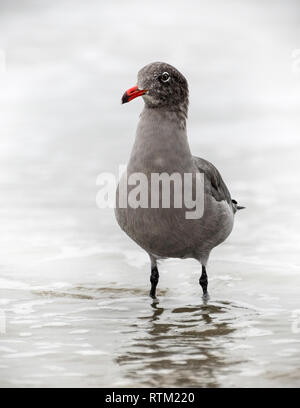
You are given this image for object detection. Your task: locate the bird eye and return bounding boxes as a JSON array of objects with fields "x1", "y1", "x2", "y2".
[{"x1": 160, "y1": 72, "x2": 170, "y2": 83}]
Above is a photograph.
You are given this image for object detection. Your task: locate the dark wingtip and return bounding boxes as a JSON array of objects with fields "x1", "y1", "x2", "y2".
[{"x1": 232, "y1": 199, "x2": 245, "y2": 210}]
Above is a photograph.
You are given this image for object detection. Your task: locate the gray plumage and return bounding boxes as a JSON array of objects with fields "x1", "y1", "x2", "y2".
[{"x1": 115, "y1": 62, "x2": 243, "y2": 298}]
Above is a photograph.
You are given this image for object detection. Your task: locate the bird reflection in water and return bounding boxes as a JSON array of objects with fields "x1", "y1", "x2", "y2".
[{"x1": 116, "y1": 299, "x2": 243, "y2": 387}]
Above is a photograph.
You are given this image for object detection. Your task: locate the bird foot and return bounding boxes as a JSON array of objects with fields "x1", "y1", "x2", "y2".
[{"x1": 202, "y1": 292, "x2": 210, "y2": 303}]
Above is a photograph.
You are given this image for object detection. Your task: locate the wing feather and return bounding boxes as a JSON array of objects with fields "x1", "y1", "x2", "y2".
[{"x1": 192, "y1": 156, "x2": 232, "y2": 205}]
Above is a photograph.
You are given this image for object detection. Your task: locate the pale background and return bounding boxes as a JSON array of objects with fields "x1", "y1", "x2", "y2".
[{"x1": 0, "y1": 0, "x2": 300, "y2": 387}]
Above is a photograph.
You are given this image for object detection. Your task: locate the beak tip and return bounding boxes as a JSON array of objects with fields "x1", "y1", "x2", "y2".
[
  {"x1": 121, "y1": 93, "x2": 129, "y2": 104},
  {"x1": 121, "y1": 85, "x2": 147, "y2": 104}
]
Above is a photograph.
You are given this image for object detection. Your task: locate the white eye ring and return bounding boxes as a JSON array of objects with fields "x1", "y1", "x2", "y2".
[{"x1": 161, "y1": 72, "x2": 170, "y2": 82}]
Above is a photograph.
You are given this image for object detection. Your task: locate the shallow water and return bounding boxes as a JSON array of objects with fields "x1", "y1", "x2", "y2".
[{"x1": 0, "y1": 0, "x2": 300, "y2": 387}]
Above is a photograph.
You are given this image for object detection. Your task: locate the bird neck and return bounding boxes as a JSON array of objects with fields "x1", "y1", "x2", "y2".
[{"x1": 128, "y1": 106, "x2": 192, "y2": 173}]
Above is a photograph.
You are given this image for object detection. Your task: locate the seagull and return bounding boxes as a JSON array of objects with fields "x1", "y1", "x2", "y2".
[{"x1": 115, "y1": 62, "x2": 244, "y2": 299}]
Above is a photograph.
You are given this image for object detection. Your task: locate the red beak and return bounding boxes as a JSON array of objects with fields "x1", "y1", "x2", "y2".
[{"x1": 121, "y1": 85, "x2": 147, "y2": 104}]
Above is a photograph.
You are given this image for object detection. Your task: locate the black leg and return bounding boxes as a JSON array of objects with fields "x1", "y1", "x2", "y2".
[
  {"x1": 150, "y1": 265, "x2": 159, "y2": 298},
  {"x1": 199, "y1": 265, "x2": 208, "y2": 296}
]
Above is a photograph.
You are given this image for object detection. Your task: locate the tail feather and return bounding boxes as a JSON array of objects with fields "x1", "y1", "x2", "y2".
[{"x1": 232, "y1": 199, "x2": 246, "y2": 212}]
